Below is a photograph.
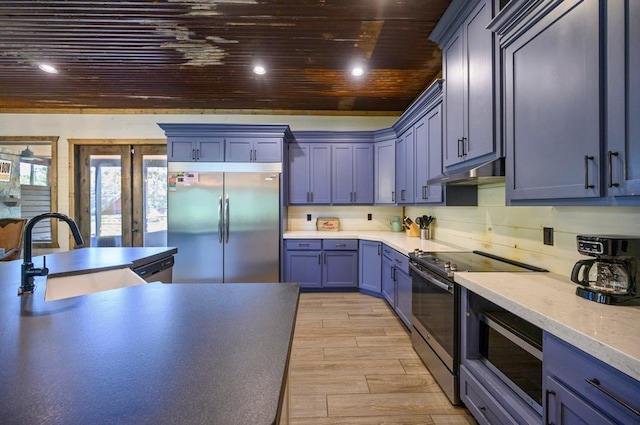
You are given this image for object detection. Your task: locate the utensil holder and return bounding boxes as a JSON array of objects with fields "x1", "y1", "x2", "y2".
[{"x1": 420, "y1": 228, "x2": 431, "y2": 240}]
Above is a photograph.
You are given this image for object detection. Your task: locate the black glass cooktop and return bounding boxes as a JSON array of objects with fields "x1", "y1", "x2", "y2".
[{"x1": 409, "y1": 250, "x2": 548, "y2": 275}]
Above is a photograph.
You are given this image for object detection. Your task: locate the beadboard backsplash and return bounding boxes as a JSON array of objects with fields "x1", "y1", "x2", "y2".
[{"x1": 406, "y1": 184, "x2": 640, "y2": 277}]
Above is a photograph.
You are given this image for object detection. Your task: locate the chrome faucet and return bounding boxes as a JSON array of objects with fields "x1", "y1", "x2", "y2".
[{"x1": 18, "y1": 213, "x2": 84, "y2": 296}]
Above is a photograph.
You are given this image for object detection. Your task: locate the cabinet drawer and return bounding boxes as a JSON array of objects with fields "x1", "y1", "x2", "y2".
[
  {"x1": 322, "y1": 239, "x2": 358, "y2": 250},
  {"x1": 381, "y1": 245, "x2": 409, "y2": 273},
  {"x1": 460, "y1": 365, "x2": 519, "y2": 425},
  {"x1": 286, "y1": 240, "x2": 322, "y2": 250},
  {"x1": 544, "y1": 333, "x2": 640, "y2": 423}
]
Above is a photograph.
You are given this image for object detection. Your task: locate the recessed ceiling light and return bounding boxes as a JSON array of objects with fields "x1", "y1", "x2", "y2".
[
  {"x1": 253, "y1": 65, "x2": 266, "y2": 75},
  {"x1": 38, "y1": 63, "x2": 58, "y2": 74},
  {"x1": 351, "y1": 66, "x2": 365, "y2": 77}
]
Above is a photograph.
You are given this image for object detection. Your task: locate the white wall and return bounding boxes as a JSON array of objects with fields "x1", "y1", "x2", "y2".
[
  {"x1": 0, "y1": 112, "x2": 398, "y2": 250},
  {"x1": 288, "y1": 206, "x2": 404, "y2": 232},
  {"x1": 406, "y1": 184, "x2": 640, "y2": 276}
]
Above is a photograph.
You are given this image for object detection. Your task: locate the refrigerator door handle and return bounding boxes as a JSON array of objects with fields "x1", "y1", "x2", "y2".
[
  {"x1": 224, "y1": 195, "x2": 230, "y2": 244},
  {"x1": 218, "y1": 195, "x2": 223, "y2": 244}
]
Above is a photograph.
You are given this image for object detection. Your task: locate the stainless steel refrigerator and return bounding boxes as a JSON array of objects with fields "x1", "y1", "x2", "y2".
[{"x1": 167, "y1": 162, "x2": 281, "y2": 283}]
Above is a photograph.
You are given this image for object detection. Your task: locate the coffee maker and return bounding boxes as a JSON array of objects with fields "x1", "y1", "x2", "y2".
[{"x1": 571, "y1": 235, "x2": 640, "y2": 305}]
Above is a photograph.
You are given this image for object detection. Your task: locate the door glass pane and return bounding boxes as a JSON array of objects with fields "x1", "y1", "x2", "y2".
[
  {"x1": 143, "y1": 154, "x2": 167, "y2": 247},
  {"x1": 90, "y1": 155, "x2": 122, "y2": 247}
]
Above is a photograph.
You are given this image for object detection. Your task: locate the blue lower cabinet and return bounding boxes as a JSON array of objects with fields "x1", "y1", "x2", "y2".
[
  {"x1": 285, "y1": 239, "x2": 357, "y2": 289},
  {"x1": 395, "y1": 268, "x2": 412, "y2": 327},
  {"x1": 323, "y1": 251, "x2": 358, "y2": 288},
  {"x1": 380, "y1": 244, "x2": 411, "y2": 328},
  {"x1": 544, "y1": 333, "x2": 640, "y2": 425},
  {"x1": 381, "y1": 254, "x2": 395, "y2": 305},
  {"x1": 359, "y1": 240, "x2": 382, "y2": 293},
  {"x1": 285, "y1": 250, "x2": 322, "y2": 289}
]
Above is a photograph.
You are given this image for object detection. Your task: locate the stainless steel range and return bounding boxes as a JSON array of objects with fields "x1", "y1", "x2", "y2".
[{"x1": 409, "y1": 250, "x2": 547, "y2": 405}]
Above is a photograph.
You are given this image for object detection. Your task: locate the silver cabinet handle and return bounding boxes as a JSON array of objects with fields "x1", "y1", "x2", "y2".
[
  {"x1": 400, "y1": 189, "x2": 405, "y2": 201},
  {"x1": 335, "y1": 243, "x2": 346, "y2": 247},
  {"x1": 217, "y1": 195, "x2": 223, "y2": 244},
  {"x1": 224, "y1": 195, "x2": 230, "y2": 243},
  {"x1": 584, "y1": 155, "x2": 595, "y2": 189},
  {"x1": 585, "y1": 378, "x2": 640, "y2": 417},
  {"x1": 457, "y1": 138, "x2": 463, "y2": 158},
  {"x1": 608, "y1": 151, "x2": 620, "y2": 188}
]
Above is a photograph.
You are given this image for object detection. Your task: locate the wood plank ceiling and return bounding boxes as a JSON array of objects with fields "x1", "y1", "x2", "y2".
[{"x1": 0, "y1": 0, "x2": 451, "y2": 113}]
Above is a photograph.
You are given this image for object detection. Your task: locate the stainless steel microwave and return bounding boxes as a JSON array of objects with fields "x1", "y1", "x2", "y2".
[{"x1": 478, "y1": 310, "x2": 543, "y2": 412}]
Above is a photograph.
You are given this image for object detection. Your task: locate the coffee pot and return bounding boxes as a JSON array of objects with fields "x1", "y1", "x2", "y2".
[{"x1": 571, "y1": 235, "x2": 640, "y2": 305}]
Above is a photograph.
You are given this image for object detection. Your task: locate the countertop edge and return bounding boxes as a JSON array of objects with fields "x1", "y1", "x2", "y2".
[
  {"x1": 283, "y1": 230, "x2": 462, "y2": 255},
  {"x1": 455, "y1": 272, "x2": 640, "y2": 382}
]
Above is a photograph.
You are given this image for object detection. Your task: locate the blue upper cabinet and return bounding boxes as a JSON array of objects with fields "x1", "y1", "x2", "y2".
[
  {"x1": 606, "y1": 1, "x2": 640, "y2": 197},
  {"x1": 432, "y1": 0, "x2": 498, "y2": 171},
  {"x1": 159, "y1": 124, "x2": 291, "y2": 163},
  {"x1": 225, "y1": 138, "x2": 282, "y2": 162},
  {"x1": 332, "y1": 143, "x2": 374, "y2": 204},
  {"x1": 491, "y1": 0, "x2": 640, "y2": 204},
  {"x1": 288, "y1": 142, "x2": 331, "y2": 204},
  {"x1": 374, "y1": 131, "x2": 396, "y2": 205},
  {"x1": 395, "y1": 127, "x2": 414, "y2": 204},
  {"x1": 415, "y1": 104, "x2": 444, "y2": 204},
  {"x1": 166, "y1": 137, "x2": 224, "y2": 162},
  {"x1": 500, "y1": 0, "x2": 601, "y2": 202}
]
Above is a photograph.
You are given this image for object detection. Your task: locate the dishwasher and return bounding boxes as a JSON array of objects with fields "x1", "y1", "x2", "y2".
[{"x1": 132, "y1": 256, "x2": 174, "y2": 283}]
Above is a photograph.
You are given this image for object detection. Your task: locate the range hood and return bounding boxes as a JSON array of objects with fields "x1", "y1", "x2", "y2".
[{"x1": 429, "y1": 158, "x2": 505, "y2": 186}]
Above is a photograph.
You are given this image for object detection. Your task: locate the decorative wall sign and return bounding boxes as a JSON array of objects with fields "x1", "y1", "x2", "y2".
[{"x1": 0, "y1": 159, "x2": 11, "y2": 182}]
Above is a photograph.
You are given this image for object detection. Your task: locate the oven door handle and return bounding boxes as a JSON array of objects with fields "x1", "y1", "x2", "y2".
[{"x1": 410, "y1": 262, "x2": 452, "y2": 293}]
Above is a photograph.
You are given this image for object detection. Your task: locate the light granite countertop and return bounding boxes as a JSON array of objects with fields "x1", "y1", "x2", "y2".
[
  {"x1": 283, "y1": 230, "x2": 463, "y2": 255},
  {"x1": 454, "y1": 271, "x2": 640, "y2": 382}
]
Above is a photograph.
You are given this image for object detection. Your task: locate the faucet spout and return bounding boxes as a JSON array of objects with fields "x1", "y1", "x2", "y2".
[{"x1": 18, "y1": 213, "x2": 84, "y2": 296}]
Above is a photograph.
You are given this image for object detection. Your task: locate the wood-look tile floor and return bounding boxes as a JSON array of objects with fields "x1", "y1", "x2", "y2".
[{"x1": 289, "y1": 292, "x2": 477, "y2": 425}]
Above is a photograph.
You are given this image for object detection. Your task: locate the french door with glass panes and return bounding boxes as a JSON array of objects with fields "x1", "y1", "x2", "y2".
[{"x1": 76, "y1": 145, "x2": 167, "y2": 247}]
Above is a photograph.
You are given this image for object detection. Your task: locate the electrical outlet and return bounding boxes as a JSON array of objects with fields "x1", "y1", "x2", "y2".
[
  {"x1": 367, "y1": 213, "x2": 372, "y2": 221},
  {"x1": 543, "y1": 227, "x2": 554, "y2": 246},
  {"x1": 306, "y1": 214, "x2": 312, "y2": 222}
]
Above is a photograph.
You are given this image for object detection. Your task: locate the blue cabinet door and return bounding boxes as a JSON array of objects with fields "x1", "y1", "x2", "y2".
[
  {"x1": 309, "y1": 143, "x2": 331, "y2": 204},
  {"x1": 443, "y1": 30, "x2": 465, "y2": 168},
  {"x1": 288, "y1": 143, "x2": 310, "y2": 204},
  {"x1": 381, "y1": 253, "x2": 395, "y2": 306},
  {"x1": 323, "y1": 251, "x2": 358, "y2": 288},
  {"x1": 395, "y1": 268, "x2": 412, "y2": 328},
  {"x1": 359, "y1": 240, "x2": 381, "y2": 293},
  {"x1": 168, "y1": 138, "x2": 197, "y2": 161},
  {"x1": 396, "y1": 128, "x2": 414, "y2": 204},
  {"x1": 353, "y1": 144, "x2": 373, "y2": 204},
  {"x1": 254, "y1": 138, "x2": 282, "y2": 162},
  {"x1": 285, "y1": 250, "x2": 322, "y2": 288},
  {"x1": 545, "y1": 377, "x2": 616, "y2": 425},
  {"x1": 225, "y1": 139, "x2": 253, "y2": 162},
  {"x1": 374, "y1": 139, "x2": 396, "y2": 204},
  {"x1": 197, "y1": 139, "x2": 225, "y2": 162},
  {"x1": 442, "y1": 0, "x2": 496, "y2": 169},
  {"x1": 606, "y1": 1, "x2": 640, "y2": 196},
  {"x1": 332, "y1": 144, "x2": 354, "y2": 204},
  {"x1": 505, "y1": 0, "x2": 601, "y2": 201},
  {"x1": 414, "y1": 105, "x2": 443, "y2": 204}
]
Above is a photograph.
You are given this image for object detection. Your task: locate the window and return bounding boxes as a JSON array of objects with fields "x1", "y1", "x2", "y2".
[{"x1": 0, "y1": 137, "x2": 58, "y2": 248}]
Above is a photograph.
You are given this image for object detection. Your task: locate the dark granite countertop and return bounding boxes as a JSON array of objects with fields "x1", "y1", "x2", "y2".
[
  {"x1": 0, "y1": 279, "x2": 300, "y2": 424},
  {"x1": 23, "y1": 247, "x2": 178, "y2": 278}
]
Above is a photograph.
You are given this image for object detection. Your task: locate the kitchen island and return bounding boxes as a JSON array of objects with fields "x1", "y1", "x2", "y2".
[{"x1": 0, "y1": 248, "x2": 299, "y2": 424}]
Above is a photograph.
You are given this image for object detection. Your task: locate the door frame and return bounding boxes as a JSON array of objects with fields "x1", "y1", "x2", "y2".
[{"x1": 68, "y1": 139, "x2": 165, "y2": 247}]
